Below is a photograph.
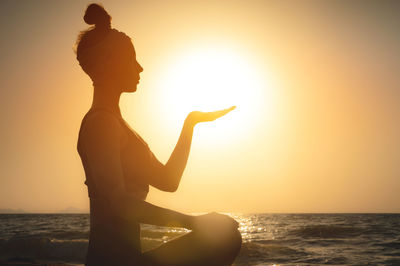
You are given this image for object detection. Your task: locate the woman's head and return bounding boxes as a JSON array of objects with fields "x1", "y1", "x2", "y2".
[{"x1": 75, "y1": 3, "x2": 143, "y2": 92}]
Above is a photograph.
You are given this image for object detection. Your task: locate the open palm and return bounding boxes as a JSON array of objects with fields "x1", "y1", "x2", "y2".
[{"x1": 188, "y1": 106, "x2": 236, "y2": 125}]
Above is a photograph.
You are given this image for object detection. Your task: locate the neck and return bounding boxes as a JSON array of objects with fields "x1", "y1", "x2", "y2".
[{"x1": 91, "y1": 85, "x2": 122, "y2": 117}]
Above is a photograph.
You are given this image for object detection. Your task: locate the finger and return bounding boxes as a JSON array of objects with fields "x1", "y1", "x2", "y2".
[
  {"x1": 229, "y1": 220, "x2": 239, "y2": 229},
  {"x1": 219, "y1": 106, "x2": 236, "y2": 113},
  {"x1": 211, "y1": 106, "x2": 235, "y2": 114},
  {"x1": 234, "y1": 220, "x2": 239, "y2": 228},
  {"x1": 210, "y1": 107, "x2": 235, "y2": 119}
]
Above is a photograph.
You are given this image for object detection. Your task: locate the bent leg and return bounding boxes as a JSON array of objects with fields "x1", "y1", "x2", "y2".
[{"x1": 143, "y1": 227, "x2": 242, "y2": 266}]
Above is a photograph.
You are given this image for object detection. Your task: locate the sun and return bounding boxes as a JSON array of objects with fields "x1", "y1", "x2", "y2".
[{"x1": 157, "y1": 44, "x2": 274, "y2": 146}]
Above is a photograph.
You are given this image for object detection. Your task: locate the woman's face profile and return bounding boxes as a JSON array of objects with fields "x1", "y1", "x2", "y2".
[{"x1": 120, "y1": 42, "x2": 143, "y2": 93}]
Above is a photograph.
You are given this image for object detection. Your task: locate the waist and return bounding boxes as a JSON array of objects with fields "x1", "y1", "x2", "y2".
[
  {"x1": 85, "y1": 180, "x2": 148, "y2": 201},
  {"x1": 89, "y1": 197, "x2": 128, "y2": 222},
  {"x1": 89, "y1": 198, "x2": 141, "y2": 249}
]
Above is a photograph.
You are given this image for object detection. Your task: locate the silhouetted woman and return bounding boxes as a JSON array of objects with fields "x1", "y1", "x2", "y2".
[{"x1": 75, "y1": 4, "x2": 241, "y2": 266}]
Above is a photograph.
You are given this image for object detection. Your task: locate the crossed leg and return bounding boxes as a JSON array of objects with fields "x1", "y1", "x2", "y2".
[{"x1": 142, "y1": 226, "x2": 242, "y2": 266}]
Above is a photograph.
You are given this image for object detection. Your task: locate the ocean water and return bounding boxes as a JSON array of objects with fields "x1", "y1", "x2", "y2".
[{"x1": 0, "y1": 213, "x2": 399, "y2": 265}]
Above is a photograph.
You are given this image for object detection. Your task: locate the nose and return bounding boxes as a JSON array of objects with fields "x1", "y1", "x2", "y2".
[{"x1": 136, "y1": 62, "x2": 143, "y2": 73}]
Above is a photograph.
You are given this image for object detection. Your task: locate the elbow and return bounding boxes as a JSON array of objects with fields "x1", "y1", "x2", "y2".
[
  {"x1": 160, "y1": 177, "x2": 179, "y2": 192},
  {"x1": 165, "y1": 183, "x2": 179, "y2": 192},
  {"x1": 156, "y1": 182, "x2": 178, "y2": 193},
  {"x1": 161, "y1": 167, "x2": 180, "y2": 192},
  {"x1": 151, "y1": 177, "x2": 179, "y2": 192}
]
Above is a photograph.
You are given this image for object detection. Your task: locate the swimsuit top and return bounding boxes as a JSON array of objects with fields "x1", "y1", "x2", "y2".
[{"x1": 77, "y1": 107, "x2": 162, "y2": 201}]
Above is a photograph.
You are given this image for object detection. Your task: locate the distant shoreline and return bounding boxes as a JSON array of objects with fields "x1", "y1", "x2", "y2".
[
  {"x1": 0, "y1": 208, "x2": 89, "y2": 214},
  {"x1": 1, "y1": 212, "x2": 399, "y2": 214}
]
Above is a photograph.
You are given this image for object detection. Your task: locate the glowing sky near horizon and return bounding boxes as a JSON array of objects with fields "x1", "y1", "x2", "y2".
[{"x1": 0, "y1": 0, "x2": 400, "y2": 213}]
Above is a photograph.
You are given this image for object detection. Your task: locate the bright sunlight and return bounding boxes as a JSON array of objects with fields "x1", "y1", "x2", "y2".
[{"x1": 157, "y1": 44, "x2": 274, "y2": 146}]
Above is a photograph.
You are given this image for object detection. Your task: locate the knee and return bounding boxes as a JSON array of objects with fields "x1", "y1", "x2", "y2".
[
  {"x1": 227, "y1": 227, "x2": 242, "y2": 254},
  {"x1": 233, "y1": 228, "x2": 242, "y2": 248},
  {"x1": 211, "y1": 226, "x2": 242, "y2": 254},
  {"x1": 215, "y1": 227, "x2": 242, "y2": 265},
  {"x1": 190, "y1": 227, "x2": 242, "y2": 265}
]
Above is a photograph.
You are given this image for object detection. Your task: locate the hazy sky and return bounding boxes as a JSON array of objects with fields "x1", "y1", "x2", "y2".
[{"x1": 1, "y1": 0, "x2": 399, "y2": 213}]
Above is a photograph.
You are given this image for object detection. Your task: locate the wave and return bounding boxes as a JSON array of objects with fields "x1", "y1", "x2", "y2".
[
  {"x1": 233, "y1": 241, "x2": 310, "y2": 265},
  {"x1": 27, "y1": 230, "x2": 89, "y2": 241},
  {"x1": 288, "y1": 224, "x2": 362, "y2": 238},
  {"x1": 0, "y1": 237, "x2": 304, "y2": 265},
  {"x1": 0, "y1": 237, "x2": 87, "y2": 263},
  {"x1": 5, "y1": 229, "x2": 183, "y2": 243}
]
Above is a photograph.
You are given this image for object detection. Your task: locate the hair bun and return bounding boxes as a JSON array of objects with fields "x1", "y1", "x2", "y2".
[{"x1": 83, "y1": 3, "x2": 111, "y2": 28}]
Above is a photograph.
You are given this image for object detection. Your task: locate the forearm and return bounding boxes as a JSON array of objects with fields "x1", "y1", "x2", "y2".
[
  {"x1": 114, "y1": 194, "x2": 194, "y2": 228},
  {"x1": 164, "y1": 117, "x2": 195, "y2": 189}
]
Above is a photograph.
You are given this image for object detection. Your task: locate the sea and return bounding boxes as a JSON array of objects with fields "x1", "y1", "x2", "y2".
[{"x1": 0, "y1": 213, "x2": 399, "y2": 265}]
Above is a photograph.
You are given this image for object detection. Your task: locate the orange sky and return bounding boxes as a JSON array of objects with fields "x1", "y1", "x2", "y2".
[{"x1": 1, "y1": 0, "x2": 399, "y2": 213}]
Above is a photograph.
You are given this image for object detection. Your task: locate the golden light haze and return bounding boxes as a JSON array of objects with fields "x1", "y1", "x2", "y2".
[{"x1": 1, "y1": 1, "x2": 399, "y2": 213}]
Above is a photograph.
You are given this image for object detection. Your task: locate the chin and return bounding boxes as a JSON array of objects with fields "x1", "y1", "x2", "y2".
[{"x1": 125, "y1": 85, "x2": 137, "y2": 92}]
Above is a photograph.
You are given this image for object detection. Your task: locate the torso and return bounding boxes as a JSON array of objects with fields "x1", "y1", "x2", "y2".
[
  {"x1": 77, "y1": 107, "x2": 150, "y2": 200},
  {"x1": 77, "y1": 107, "x2": 151, "y2": 264}
]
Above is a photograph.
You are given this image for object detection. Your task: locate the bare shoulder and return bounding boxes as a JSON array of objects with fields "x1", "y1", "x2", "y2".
[{"x1": 79, "y1": 110, "x2": 124, "y2": 149}]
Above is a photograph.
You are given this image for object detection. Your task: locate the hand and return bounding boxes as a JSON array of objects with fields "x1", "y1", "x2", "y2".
[
  {"x1": 186, "y1": 106, "x2": 236, "y2": 126},
  {"x1": 189, "y1": 212, "x2": 239, "y2": 232}
]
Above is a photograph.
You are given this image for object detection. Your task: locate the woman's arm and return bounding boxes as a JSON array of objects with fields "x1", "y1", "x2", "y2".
[
  {"x1": 112, "y1": 192, "x2": 238, "y2": 230},
  {"x1": 151, "y1": 118, "x2": 194, "y2": 192},
  {"x1": 148, "y1": 106, "x2": 236, "y2": 192},
  {"x1": 112, "y1": 191, "x2": 194, "y2": 227}
]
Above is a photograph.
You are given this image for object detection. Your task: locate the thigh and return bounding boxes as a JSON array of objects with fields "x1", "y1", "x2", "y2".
[{"x1": 142, "y1": 228, "x2": 242, "y2": 266}]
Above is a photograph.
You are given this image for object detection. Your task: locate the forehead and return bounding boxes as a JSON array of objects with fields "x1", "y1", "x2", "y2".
[{"x1": 126, "y1": 39, "x2": 136, "y2": 55}]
